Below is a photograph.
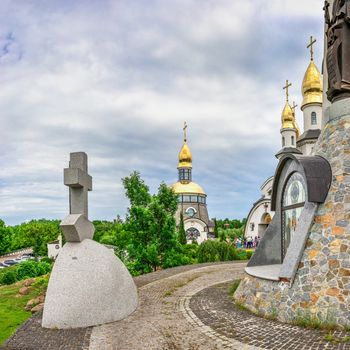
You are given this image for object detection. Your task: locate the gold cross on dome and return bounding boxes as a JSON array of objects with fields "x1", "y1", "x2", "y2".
[
  {"x1": 283, "y1": 80, "x2": 292, "y2": 102},
  {"x1": 183, "y1": 121, "x2": 187, "y2": 142},
  {"x1": 292, "y1": 101, "x2": 298, "y2": 116},
  {"x1": 307, "y1": 36, "x2": 316, "y2": 60}
]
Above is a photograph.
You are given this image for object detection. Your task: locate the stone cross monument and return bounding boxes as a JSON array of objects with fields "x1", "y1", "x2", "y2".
[
  {"x1": 42, "y1": 151, "x2": 138, "y2": 329},
  {"x1": 60, "y1": 152, "x2": 95, "y2": 242},
  {"x1": 64, "y1": 152, "x2": 92, "y2": 217}
]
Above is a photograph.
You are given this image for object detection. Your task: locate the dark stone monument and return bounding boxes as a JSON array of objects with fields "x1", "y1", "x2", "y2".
[{"x1": 325, "y1": 0, "x2": 350, "y2": 102}]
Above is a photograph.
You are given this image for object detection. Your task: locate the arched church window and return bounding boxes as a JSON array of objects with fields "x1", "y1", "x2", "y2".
[
  {"x1": 291, "y1": 136, "x2": 295, "y2": 145},
  {"x1": 186, "y1": 227, "x2": 200, "y2": 241},
  {"x1": 311, "y1": 111, "x2": 317, "y2": 125},
  {"x1": 282, "y1": 137, "x2": 285, "y2": 147},
  {"x1": 281, "y1": 172, "x2": 306, "y2": 259}
]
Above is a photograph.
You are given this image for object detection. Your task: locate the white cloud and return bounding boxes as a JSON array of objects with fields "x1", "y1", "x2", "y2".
[{"x1": 0, "y1": 0, "x2": 326, "y2": 224}]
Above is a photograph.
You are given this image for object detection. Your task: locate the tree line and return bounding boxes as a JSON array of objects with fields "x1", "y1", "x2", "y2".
[{"x1": 0, "y1": 171, "x2": 249, "y2": 275}]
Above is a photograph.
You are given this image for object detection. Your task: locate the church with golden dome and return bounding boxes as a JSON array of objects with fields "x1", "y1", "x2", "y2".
[
  {"x1": 171, "y1": 123, "x2": 213, "y2": 243},
  {"x1": 245, "y1": 36, "x2": 323, "y2": 240}
]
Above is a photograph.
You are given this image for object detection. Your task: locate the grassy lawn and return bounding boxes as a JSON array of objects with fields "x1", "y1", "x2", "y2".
[{"x1": 0, "y1": 275, "x2": 48, "y2": 345}]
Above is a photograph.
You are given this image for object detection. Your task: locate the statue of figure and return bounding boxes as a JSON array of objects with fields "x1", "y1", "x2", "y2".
[{"x1": 325, "y1": 0, "x2": 350, "y2": 102}]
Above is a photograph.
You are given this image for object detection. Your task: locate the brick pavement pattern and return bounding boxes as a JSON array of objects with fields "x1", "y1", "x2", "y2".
[
  {"x1": 189, "y1": 283, "x2": 350, "y2": 350},
  {"x1": 89, "y1": 262, "x2": 246, "y2": 350}
]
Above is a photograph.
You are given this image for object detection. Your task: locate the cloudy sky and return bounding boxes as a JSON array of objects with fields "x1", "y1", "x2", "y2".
[{"x1": 0, "y1": 0, "x2": 325, "y2": 225}]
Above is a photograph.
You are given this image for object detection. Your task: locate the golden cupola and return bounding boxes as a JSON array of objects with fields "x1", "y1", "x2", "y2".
[
  {"x1": 178, "y1": 142, "x2": 192, "y2": 168},
  {"x1": 301, "y1": 36, "x2": 323, "y2": 109},
  {"x1": 281, "y1": 102, "x2": 295, "y2": 130},
  {"x1": 281, "y1": 80, "x2": 299, "y2": 138},
  {"x1": 301, "y1": 61, "x2": 323, "y2": 109}
]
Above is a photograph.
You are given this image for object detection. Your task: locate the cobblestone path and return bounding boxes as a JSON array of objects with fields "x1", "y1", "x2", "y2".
[
  {"x1": 3, "y1": 262, "x2": 244, "y2": 350},
  {"x1": 89, "y1": 262, "x2": 246, "y2": 350},
  {"x1": 188, "y1": 283, "x2": 350, "y2": 350}
]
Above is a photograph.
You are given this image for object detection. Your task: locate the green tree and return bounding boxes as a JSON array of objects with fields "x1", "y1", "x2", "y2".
[
  {"x1": 178, "y1": 212, "x2": 187, "y2": 245},
  {"x1": 0, "y1": 220, "x2": 12, "y2": 255},
  {"x1": 213, "y1": 218, "x2": 219, "y2": 238},
  {"x1": 122, "y1": 172, "x2": 181, "y2": 274}
]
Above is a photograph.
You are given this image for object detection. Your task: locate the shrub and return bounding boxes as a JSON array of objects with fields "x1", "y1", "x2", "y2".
[
  {"x1": 40, "y1": 257, "x2": 54, "y2": 264},
  {"x1": 0, "y1": 259, "x2": 53, "y2": 286},
  {"x1": 197, "y1": 240, "x2": 239, "y2": 263},
  {"x1": 16, "y1": 260, "x2": 38, "y2": 280},
  {"x1": 36, "y1": 262, "x2": 52, "y2": 275},
  {"x1": 1, "y1": 270, "x2": 17, "y2": 285},
  {"x1": 246, "y1": 250, "x2": 253, "y2": 259}
]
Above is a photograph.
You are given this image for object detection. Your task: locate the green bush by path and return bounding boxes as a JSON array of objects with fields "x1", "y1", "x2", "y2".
[
  {"x1": 0, "y1": 260, "x2": 52, "y2": 285},
  {"x1": 197, "y1": 240, "x2": 246, "y2": 263}
]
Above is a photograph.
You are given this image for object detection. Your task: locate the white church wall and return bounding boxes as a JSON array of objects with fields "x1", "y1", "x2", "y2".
[
  {"x1": 184, "y1": 218, "x2": 207, "y2": 244},
  {"x1": 281, "y1": 129, "x2": 297, "y2": 148},
  {"x1": 302, "y1": 104, "x2": 322, "y2": 131},
  {"x1": 244, "y1": 201, "x2": 274, "y2": 239}
]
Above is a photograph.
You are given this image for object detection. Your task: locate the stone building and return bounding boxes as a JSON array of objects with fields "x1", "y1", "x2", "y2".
[
  {"x1": 171, "y1": 125, "x2": 213, "y2": 243},
  {"x1": 244, "y1": 177, "x2": 273, "y2": 239},
  {"x1": 47, "y1": 234, "x2": 62, "y2": 260},
  {"x1": 245, "y1": 40, "x2": 323, "y2": 240},
  {"x1": 235, "y1": 4, "x2": 350, "y2": 327}
]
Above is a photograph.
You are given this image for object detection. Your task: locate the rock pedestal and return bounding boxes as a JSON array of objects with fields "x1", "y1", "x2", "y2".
[
  {"x1": 234, "y1": 98, "x2": 350, "y2": 326},
  {"x1": 42, "y1": 152, "x2": 138, "y2": 329},
  {"x1": 42, "y1": 239, "x2": 137, "y2": 329}
]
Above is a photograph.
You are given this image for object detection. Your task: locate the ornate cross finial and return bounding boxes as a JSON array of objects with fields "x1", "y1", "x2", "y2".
[
  {"x1": 183, "y1": 121, "x2": 187, "y2": 142},
  {"x1": 307, "y1": 36, "x2": 317, "y2": 60},
  {"x1": 292, "y1": 101, "x2": 298, "y2": 116},
  {"x1": 283, "y1": 80, "x2": 292, "y2": 102}
]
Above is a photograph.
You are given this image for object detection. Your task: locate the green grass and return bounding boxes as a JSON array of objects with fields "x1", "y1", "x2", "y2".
[
  {"x1": 0, "y1": 275, "x2": 49, "y2": 345},
  {"x1": 228, "y1": 280, "x2": 241, "y2": 296},
  {"x1": 292, "y1": 309, "x2": 337, "y2": 331}
]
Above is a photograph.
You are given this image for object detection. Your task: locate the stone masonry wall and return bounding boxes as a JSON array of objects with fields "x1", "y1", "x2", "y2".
[{"x1": 234, "y1": 114, "x2": 350, "y2": 326}]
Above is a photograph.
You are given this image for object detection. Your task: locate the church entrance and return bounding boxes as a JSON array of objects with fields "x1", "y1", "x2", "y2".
[
  {"x1": 186, "y1": 227, "x2": 200, "y2": 241},
  {"x1": 258, "y1": 213, "x2": 272, "y2": 238}
]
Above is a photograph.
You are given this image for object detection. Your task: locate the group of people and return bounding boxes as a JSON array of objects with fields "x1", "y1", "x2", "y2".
[{"x1": 234, "y1": 236, "x2": 260, "y2": 249}]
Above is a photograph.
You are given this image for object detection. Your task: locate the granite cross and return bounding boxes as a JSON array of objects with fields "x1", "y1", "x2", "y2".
[{"x1": 63, "y1": 152, "x2": 92, "y2": 218}]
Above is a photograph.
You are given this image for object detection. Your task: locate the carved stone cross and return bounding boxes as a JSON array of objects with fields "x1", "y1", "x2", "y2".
[
  {"x1": 61, "y1": 152, "x2": 94, "y2": 242},
  {"x1": 64, "y1": 152, "x2": 92, "y2": 218}
]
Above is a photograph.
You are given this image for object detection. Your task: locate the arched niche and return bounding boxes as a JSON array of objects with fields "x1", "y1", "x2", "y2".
[{"x1": 246, "y1": 154, "x2": 331, "y2": 282}]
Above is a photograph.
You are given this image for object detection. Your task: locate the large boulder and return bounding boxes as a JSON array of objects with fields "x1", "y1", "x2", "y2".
[{"x1": 42, "y1": 239, "x2": 138, "y2": 329}]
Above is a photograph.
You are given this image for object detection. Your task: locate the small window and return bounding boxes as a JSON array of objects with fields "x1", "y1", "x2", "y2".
[
  {"x1": 291, "y1": 136, "x2": 294, "y2": 145},
  {"x1": 282, "y1": 137, "x2": 285, "y2": 147},
  {"x1": 183, "y1": 195, "x2": 191, "y2": 202},
  {"x1": 190, "y1": 195, "x2": 198, "y2": 202},
  {"x1": 311, "y1": 112, "x2": 317, "y2": 125}
]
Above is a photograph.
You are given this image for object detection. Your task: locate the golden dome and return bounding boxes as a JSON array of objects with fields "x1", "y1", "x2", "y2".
[
  {"x1": 281, "y1": 102, "x2": 295, "y2": 129},
  {"x1": 178, "y1": 142, "x2": 192, "y2": 168},
  {"x1": 171, "y1": 181, "x2": 206, "y2": 195},
  {"x1": 301, "y1": 60, "x2": 322, "y2": 109}
]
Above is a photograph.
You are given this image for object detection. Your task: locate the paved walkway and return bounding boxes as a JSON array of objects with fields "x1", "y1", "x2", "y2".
[{"x1": 5, "y1": 261, "x2": 350, "y2": 350}]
